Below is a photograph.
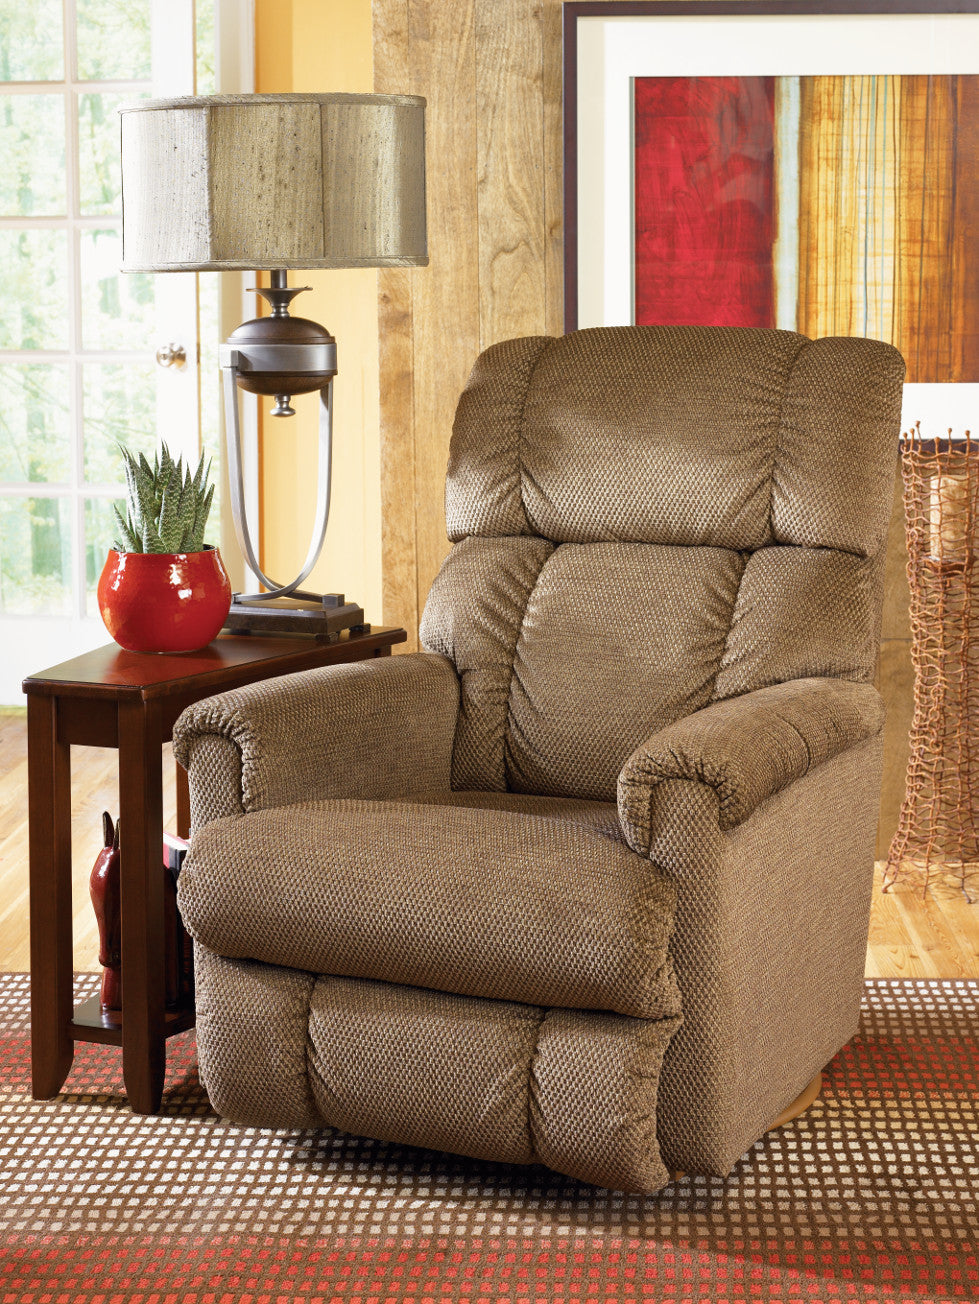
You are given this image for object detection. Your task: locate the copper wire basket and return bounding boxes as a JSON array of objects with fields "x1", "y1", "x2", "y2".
[{"x1": 884, "y1": 427, "x2": 979, "y2": 901}]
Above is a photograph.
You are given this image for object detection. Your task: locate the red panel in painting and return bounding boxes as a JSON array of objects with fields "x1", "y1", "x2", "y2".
[{"x1": 634, "y1": 77, "x2": 776, "y2": 328}]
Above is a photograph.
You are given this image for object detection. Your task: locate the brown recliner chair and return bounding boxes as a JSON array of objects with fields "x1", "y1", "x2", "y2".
[{"x1": 174, "y1": 325, "x2": 904, "y2": 1193}]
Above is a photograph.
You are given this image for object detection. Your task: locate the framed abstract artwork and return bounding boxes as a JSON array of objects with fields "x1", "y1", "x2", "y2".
[{"x1": 563, "y1": 0, "x2": 979, "y2": 428}]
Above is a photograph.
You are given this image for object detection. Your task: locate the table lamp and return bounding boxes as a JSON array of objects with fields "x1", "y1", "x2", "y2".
[{"x1": 120, "y1": 92, "x2": 427, "y2": 636}]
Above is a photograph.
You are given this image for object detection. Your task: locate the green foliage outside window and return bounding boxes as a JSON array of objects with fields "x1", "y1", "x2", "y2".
[
  {"x1": 0, "y1": 0, "x2": 220, "y2": 626},
  {"x1": 0, "y1": 0, "x2": 63, "y2": 81}
]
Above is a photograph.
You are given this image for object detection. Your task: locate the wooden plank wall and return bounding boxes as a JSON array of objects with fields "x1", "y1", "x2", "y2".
[{"x1": 373, "y1": 0, "x2": 564, "y2": 648}]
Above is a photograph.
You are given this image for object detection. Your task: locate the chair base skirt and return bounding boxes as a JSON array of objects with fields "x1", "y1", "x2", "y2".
[{"x1": 193, "y1": 946, "x2": 683, "y2": 1194}]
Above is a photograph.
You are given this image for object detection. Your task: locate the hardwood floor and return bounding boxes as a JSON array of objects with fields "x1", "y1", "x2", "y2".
[
  {"x1": 867, "y1": 864, "x2": 979, "y2": 977},
  {"x1": 1, "y1": 707, "x2": 977, "y2": 976}
]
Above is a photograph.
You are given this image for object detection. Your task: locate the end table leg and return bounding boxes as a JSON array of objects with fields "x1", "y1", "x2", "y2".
[
  {"x1": 119, "y1": 698, "x2": 166, "y2": 1114},
  {"x1": 28, "y1": 695, "x2": 74, "y2": 1098}
]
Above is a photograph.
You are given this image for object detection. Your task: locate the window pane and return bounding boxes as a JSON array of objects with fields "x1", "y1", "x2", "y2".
[
  {"x1": 82, "y1": 362, "x2": 156, "y2": 483},
  {"x1": 80, "y1": 227, "x2": 154, "y2": 350},
  {"x1": 0, "y1": 363, "x2": 70, "y2": 483},
  {"x1": 79, "y1": 91, "x2": 146, "y2": 216},
  {"x1": 0, "y1": 0, "x2": 64, "y2": 81},
  {"x1": 76, "y1": 0, "x2": 150, "y2": 81},
  {"x1": 0, "y1": 94, "x2": 66, "y2": 216},
  {"x1": 196, "y1": 0, "x2": 216, "y2": 95},
  {"x1": 0, "y1": 230, "x2": 69, "y2": 350},
  {"x1": 0, "y1": 495, "x2": 71, "y2": 614},
  {"x1": 85, "y1": 496, "x2": 125, "y2": 612}
]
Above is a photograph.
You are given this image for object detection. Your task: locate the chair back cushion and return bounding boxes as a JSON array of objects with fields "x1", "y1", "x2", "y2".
[{"x1": 420, "y1": 325, "x2": 905, "y2": 800}]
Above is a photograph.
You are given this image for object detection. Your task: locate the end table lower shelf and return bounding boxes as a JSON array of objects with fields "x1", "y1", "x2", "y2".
[{"x1": 70, "y1": 993, "x2": 197, "y2": 1046}]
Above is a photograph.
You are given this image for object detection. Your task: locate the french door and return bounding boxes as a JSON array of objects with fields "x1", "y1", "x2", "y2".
[{"x1": 0, "y1": 0, "x2": 223, "y2": 702}]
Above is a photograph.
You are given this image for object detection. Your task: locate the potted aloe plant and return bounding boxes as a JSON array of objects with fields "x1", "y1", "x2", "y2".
[{"x1": 97, "y1": 443, "x2": 232, "y2": 653}]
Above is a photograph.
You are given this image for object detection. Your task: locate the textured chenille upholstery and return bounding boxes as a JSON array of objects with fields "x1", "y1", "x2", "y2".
[{"x1": 174, "y1": 325, "x2": 905, "y2": 1192}]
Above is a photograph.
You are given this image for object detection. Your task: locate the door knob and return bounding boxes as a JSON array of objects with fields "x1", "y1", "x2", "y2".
[{"x1": 156, "y1": 343, "x2": 187, "y2": 369}]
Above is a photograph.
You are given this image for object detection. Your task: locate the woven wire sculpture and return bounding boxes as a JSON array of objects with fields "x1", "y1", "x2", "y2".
[{"x1": 884, "y1": 428, "x2": 979, "y2": 901}]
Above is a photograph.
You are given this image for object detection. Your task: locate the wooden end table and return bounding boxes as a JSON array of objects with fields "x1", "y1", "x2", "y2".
[{"x1": 24, "y1": 627, "x2": 406, "y2": 1114}]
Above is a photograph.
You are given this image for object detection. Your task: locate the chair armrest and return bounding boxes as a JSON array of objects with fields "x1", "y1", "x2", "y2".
[
  {"x1": 173, "y1": 651, "x2": 460, "y2": 826},
  {"x1": 617, "y1": 677, "x2": 885, "y2": 856}
]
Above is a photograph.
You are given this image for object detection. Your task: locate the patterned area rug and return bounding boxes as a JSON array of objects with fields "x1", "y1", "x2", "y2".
[{"x1": 0, "y1": 977, "x2": 976, "y2": 1303}]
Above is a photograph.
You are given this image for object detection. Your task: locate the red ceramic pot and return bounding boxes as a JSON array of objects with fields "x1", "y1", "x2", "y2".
[{"x1": 97, "y1": 546, "x2": 232, "y2": 654}]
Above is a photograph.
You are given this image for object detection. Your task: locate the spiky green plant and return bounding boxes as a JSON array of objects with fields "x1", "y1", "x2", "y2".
[{"x1": 112, "y1": 443, "x2": 215, "y2": 554}]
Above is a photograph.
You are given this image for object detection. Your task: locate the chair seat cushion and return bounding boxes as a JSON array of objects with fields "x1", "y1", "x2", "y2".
[{"x1": 178, "y1": 794, "x2": 679, "y2": 1019}]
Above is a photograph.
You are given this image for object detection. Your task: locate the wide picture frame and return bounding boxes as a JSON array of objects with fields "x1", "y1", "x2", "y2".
[{"x1": 563, "y1": 0, "x2": 979, "y2": 431}]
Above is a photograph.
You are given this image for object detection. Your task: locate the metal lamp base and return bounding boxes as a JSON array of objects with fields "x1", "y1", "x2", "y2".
[
  {"x1": 219, "y1": 272, "x2": 360, "y2": 641},
  {"x1": 224, "y1": 593, "x2": 368, "y2": 641}
]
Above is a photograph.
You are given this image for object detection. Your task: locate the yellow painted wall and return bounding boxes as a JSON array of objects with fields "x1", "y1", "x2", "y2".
[{"x1": 254, "y1": 0, "x2": 380, "y2": 619}]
